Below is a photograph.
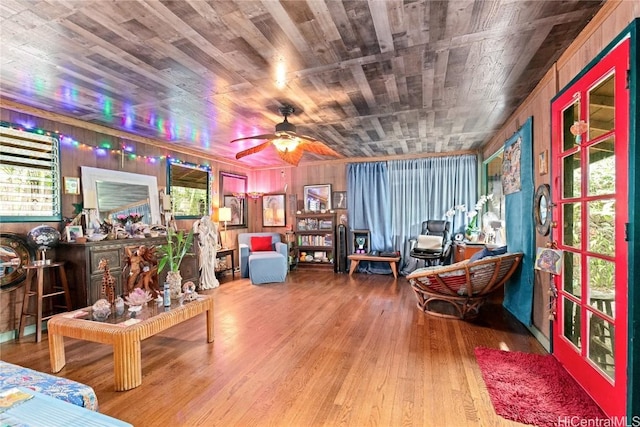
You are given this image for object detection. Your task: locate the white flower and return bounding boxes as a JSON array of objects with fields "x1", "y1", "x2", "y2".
[{"x1": 443, "y1": 195, "x2": 491, "y2": 220}]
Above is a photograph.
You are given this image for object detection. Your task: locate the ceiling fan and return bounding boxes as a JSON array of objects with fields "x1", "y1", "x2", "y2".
[{"x1": 230, "y1": 105, "x2": 341, "y2": 166}]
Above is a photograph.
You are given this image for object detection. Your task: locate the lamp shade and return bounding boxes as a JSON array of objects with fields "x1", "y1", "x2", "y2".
[
  {"x1": 218, "y1": 207, "x2": 232, "y2": 223},
  {"x1": 83, "y1": 190, "x2": 98, "y2": 209}
]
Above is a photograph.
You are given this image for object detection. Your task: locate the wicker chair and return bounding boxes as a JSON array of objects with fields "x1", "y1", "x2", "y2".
[{"x1": 406, "y1": 252, "x2": 523, "y2": 319}]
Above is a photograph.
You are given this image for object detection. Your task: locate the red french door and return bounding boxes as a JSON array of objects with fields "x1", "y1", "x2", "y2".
[{"x1": 551, "y1": 38, "x2": 629, "y2": 417}]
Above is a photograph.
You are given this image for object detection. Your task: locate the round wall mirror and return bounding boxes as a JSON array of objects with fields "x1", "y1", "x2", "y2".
[
  {"x1": 534, "y1": 184, "x2": 551, "y2": 235},
  {"x1": 1, "y1": 233, "x2": 33, "y2": 290}
]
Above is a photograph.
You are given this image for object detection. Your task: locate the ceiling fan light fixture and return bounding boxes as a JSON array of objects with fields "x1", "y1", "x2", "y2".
[{"x1": 272, "y1": 136, "x2": 300, "y2": 152}]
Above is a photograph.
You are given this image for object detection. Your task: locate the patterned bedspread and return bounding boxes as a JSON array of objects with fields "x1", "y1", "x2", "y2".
[{"x1": 0, "y1": 361, "x2": 98, "y2": 411}]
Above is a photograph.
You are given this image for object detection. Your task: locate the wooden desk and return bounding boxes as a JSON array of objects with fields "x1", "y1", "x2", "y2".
[
  {"x1": 348, "y1": 254, "x2": 401, "y2": 279},
  {"x1": 48, "y1": 295, "x2": 214, "y2": 391}
]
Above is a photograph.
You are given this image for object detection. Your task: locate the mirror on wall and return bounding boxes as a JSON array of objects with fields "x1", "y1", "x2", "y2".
[
  {"x1": 303, "y1": 184, "x2": 332, "y2": 212},
  {"x1": 81, "y1": 166, "x2": 160, "y2": 224},
  {"x1": 0, "y1": 233, "x2": 33, "y2": 290},
  {"x1": 167, "y1": 162, "x2": 210, "y2": 219},
  {"x1": 219, "y1": 172, "x2": 247, "y2": 228}
]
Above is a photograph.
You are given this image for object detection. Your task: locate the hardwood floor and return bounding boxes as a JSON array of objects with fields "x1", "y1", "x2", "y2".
[{"x1": 1, "y1": 270, "x2": 544, "y2": 426}]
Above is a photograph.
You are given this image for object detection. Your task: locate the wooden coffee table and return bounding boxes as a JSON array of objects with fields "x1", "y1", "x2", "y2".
[
  {"x1": 48, "y1": 295, "x2": 214, "y2": 391},
  {"x1": 348, "y1": 254, "x2": 401, "y2": 278}
]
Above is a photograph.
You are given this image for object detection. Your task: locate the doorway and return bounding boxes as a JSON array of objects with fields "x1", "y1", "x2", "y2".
[{"x1": 550, "y1": 38, "x2": 629, "y2": 417}]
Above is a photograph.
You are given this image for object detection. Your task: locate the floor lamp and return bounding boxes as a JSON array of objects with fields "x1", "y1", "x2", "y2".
[{"x1": 218, "y1": 207, "x2": 232, "y2": 249}]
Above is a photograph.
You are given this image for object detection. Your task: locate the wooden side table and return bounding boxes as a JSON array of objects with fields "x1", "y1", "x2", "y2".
[
  {"x1": 348, "y1": 254, "x2": 401, "y2": 279},
  {"x1": 452, "y1": 242, "x2": 486, "y2": 263},
  {"x1": 215, "y1": 248, "x2": 235, "y2": 279}
]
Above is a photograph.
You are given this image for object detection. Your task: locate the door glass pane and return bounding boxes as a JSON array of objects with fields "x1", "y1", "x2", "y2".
[
  {"x1": 588, "y1": 138, "x2": 615, "y2": 196},
  {"x1": 588, "y1": 311, "x2": 615, "y2": 379},
  {"x1": 563, "y1": 251, "x2": 581, "y2": 297},
  {"x1": 562, "y1": 203, "x2": 581, "y2": 249},
  {"x1": 588, "y1": 74, "x2": 615, "y2": 140},
  {"x1": 563, "y1": 298, "x2": 581, "y2": 350},
  {"x1": 563, "y1": 153, "x2": 581, "y2": 198},
  {"x1": 562, "y1": 101, "x2": 580, "y2": 151},
  {"x1": 588, "y1": 257, "x2": 615, "y2": 318},
  {"x1": 587, "y1": 200, "x2": 615, "y2": 256}
]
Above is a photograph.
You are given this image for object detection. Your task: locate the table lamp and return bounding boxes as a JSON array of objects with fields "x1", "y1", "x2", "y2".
[{"x1": 218, "y1": 207, "x2": 232, "y2": 249}]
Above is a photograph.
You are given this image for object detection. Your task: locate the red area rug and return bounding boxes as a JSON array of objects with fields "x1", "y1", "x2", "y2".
[{"x1": 474, "y1": 347, "x2": 605, "y2": 427}]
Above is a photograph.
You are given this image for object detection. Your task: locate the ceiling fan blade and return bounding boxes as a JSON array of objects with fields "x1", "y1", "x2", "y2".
[
  {"x1": 277, "y1": 147, "x2": 304, "y2": 166},
  {"x1": 235, "y1": 141, "x2": 272, "y2": 160},
  {"x1": 230, "y1": 134, "x2": 277, "y2": 143},
  {"x1": 298, "y1": 139, "x2": 342, "y2": 158}
]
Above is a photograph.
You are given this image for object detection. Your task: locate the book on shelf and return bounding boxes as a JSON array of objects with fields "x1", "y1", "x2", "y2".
[{"x1": 319, "y1": 220, "x2": 333, "y2": 229}]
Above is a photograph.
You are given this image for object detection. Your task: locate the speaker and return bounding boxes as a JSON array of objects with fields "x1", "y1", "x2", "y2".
[{"x1": 335, "y1": 224, "x2": 348, "y2": 273}]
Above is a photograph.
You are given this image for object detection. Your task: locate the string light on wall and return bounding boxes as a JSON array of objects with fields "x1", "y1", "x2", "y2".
[
  {"x1": 2, "y1": 121, "x2": 166, "y2": 164},
  {"x1": 167, "y1": 156, "x2": 211, "y2": 171}
]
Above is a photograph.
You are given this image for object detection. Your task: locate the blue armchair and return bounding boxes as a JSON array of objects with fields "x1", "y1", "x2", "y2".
[{"x1": 238, "y1": 232, "x2": 288, "y2": 284}]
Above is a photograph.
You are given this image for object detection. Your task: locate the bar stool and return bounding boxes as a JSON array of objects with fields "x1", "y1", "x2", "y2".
[{"x1": 18, "y1": 261, "x2": 72, "y2": 342}]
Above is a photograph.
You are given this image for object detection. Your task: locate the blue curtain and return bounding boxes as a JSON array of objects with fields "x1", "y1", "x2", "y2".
[
  {"x1": 388, "y1": 155, "x2": 477, "y2": 274},
  {"x1": 346, "y1": 156, "x2": 477, "y2": 275},
  {"x1": 347, "y1": 162, "x2": 393, "y2": 274},
  {"x1": 503, "y1": 117, "x2": 535, "y2": 326}
]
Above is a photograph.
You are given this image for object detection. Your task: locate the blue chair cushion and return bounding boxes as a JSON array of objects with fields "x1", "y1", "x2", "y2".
[{"x1": 469, "y1": 245, "x2": 508, "y2": 262}]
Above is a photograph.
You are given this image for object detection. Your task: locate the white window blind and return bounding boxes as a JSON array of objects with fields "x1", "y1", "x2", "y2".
[{"x1": 0, "y1": 125, "x2": 61, "y2": 220}]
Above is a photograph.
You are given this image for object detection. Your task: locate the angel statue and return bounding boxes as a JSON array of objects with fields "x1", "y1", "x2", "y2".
[{"x1": 193, "y1": 215, "x2": 220, "y2": 289}]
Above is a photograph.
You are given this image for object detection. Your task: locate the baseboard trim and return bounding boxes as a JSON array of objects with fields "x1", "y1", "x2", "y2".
[{"x1": 0, "y1": 324, "x2": 42, "y2": 344}]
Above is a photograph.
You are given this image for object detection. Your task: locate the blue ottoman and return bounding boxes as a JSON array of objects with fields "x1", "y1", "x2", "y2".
[{"x1": 248, "y1": 252, "x2": 287, "y2": 284}]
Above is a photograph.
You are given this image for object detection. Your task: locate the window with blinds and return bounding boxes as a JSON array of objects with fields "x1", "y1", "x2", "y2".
[{"x1": 0, "y1": 124, "x2": 61, "y2": 221}]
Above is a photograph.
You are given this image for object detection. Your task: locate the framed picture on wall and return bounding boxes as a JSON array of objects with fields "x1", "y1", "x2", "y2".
[
  {"x1": 332, "y1": 191, "x2": 347, "y2": 209},
  {"x1": 223, "y1": 195, "x2": 244, "y2": 225},
  {"x1": 262, "y1": 194, "x2": 286, "y2": 227},
  {"x1": 539, "y1": 150, "x2": 548, "y2": 175},
  {"x1": 63, "y1": 177, "x2": 80, "y2": 195}
]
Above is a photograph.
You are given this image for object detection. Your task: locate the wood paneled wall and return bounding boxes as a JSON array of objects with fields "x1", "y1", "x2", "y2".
[
  {"x1": 0, "y1": 108, "x2": 353, "y2": 334},
  {"x1": 481, "y1": 0, "x2": 639, "y2": 342}
]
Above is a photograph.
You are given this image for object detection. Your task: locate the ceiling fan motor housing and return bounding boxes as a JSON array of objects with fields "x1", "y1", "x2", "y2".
[
  {"x1": 275, "y1": 120, "x2": 296, "y2": 133},
  {"x1": 276, "y1": 105, "x2": 297, "y2": 133}
]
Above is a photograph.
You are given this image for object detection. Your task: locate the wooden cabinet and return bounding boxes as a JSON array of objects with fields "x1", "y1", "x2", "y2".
[
  {"x1": 452, "y1": 242, "x2": 486, "y2": 263},
  {"x1": 295, "y1": 213, "x2": 335, "y2": 269},
  {"x1": 57, "y1": 237, "x2": 199, "y2": 309}
]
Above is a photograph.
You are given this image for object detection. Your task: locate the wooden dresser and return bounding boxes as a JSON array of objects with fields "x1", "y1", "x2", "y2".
[{"x1": 56, "y1": 237, "x2": 199, "y2": 309}]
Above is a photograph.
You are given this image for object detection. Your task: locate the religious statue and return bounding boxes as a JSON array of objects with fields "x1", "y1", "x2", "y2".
[{"x1": 193, "y1": 215, "x2": 220, "y2": 289}]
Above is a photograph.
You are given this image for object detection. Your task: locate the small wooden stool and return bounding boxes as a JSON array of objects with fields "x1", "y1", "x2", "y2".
[{"x1": 18, "y1": 261, "x2": 72, "y2": 342}]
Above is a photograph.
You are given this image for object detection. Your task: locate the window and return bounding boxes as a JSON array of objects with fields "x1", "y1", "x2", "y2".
[
  {"x1": 0, "y1": 124, "x2": 61, "y2": 222},
  {"x1": 167, "y1": 161, "x2": 210, "y2": 219}
]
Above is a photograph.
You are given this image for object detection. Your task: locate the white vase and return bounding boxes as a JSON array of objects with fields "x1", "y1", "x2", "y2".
[{"x1": 166, "y1": 270, "x2": 182, "y2": 300}]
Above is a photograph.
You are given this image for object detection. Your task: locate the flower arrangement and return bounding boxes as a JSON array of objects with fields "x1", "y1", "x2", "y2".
[
  {"x1": 128, "y1": 212, "x2": 143, "y2": 223},
  {"x1": 115, "y1": 214, "x2": 129, "y2": 227},
  {"x1": 444, "y1": 194, "x2": 494, "y2": 236}
]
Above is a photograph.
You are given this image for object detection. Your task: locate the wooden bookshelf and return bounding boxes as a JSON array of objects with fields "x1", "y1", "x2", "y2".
[{"x1": 295, "y1": 213, "x2": 336, "y2": 270}]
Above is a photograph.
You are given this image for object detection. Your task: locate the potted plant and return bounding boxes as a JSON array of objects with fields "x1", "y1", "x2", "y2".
[{"x1": 157, "y1": 228, "x2": 194, "y2": 300}]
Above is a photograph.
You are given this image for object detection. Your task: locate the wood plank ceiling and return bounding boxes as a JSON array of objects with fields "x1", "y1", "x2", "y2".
[{"x1": 0, "y1": 0, "x2": 605, "y2": 167}]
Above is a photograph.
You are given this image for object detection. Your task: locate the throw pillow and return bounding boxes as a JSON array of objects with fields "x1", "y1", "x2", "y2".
[
  {"x1": 415, "y1": 235, "x2": 443, "y2": 250},
  {"x1": 469, "y1": 245, "x2": 508, "y2": 262},
  {"x1": 251, "y1": 236, "x2": 273, "y2": 252}
]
